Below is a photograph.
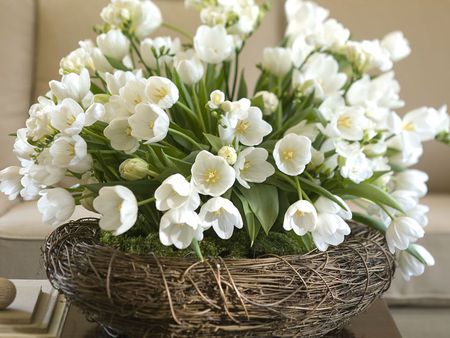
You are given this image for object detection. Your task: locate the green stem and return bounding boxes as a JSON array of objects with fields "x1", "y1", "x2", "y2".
[
  {"x1": 295, "y1": 176, "x2": 303, "y2": 200},
  {"x1": 138, "y1": 197, "x2": 156, "y2": 207},
  {"x1": 223, "y1": 62, "x2": 231, "y2": 99},
  {"x1": 191, "y1": 239, "x2": 204, "y2": 261},
  {"x1": 175, "y1": 101, "x2": 203, "y2": 126},
  {"x1": 191, "y1": 86, "x2": 207, "y2": 131},
  {"x1": 83, "y1": 128, "x2": 108, "y2": 143},
  {"x1": 130, "y1": 38, "x2": 152, "y2": 74},
  {"x1": 168, "y1": 128, "x2": 204, "y2": 150},
  {"x1": 230, "y1": 47, "x2": 242, "y2": 100},
  {"x1": 162, "y1": 22, "x2": 193, "y2": 40},
  {"x1": 276, "y1": 78, "x2": 283, "y2": 129}
]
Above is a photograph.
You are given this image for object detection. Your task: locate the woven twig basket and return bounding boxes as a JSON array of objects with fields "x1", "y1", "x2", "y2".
[{"x1": 43, "y1": 218, "x2": 395, "y2": 337}]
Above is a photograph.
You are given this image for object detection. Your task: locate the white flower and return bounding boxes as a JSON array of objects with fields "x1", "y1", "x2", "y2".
[
  {"x1": 381, "y1": 31, "x2": 411, "y2": 62},
  {"x1": 104, "y1": 118, "x2": 140, "y2": 154},
  {"x1": 81, "y1": 40, "x2": 114, "y2": 73},
  {"x1": 140, "y1": 36, "x2": 181, "y2": 69},
  {"x1": 290, "y1": 36, "x2": 314, "y2": 68},
  {"x1": 97, "y1": 29, "x2": 130, "y2": 61},
  {"x1": 49, "y1": 98, "x2": 85, "y2": 136},
  {"x1": 106, "y1": 70, "x2": 143, "y2": 95},
  {"x1": 293, "y1": 53, "x2": 347, "y2": 100},
  {"x1": 262, "y1": 47, "x2": 292, "y2": 77},
  {"x1": 308, "y1": 18, "x2": 350, "y2": 49},
  {"x1": 93, "y1": 185, "x2": 138, "y2": 236},
  {"x1": 145, "y1": 76, "x2": 179, "y2": 109},
  {"x1": 19, "y1": 172, "x2": 41, "y2": 201},
  {"x1": 28, "y1": 150, "x2": 66, "y2": 186},
  {"x1": 234, "y1": 147, "x2": 274, "y2": 188},
  {"x1": 340, "y1": 153, "x2": 373, "y2": 184},
  {"x1": 49, "y1": 135, "x2": 90, "y2": 171},
  {"x1": 59, "y1": 45, "x2": 94, "y2": 75},
  {"x1": 37, "y1": 188, "x2": 75, "y2": 227},
  {"x1": 194, "y1": 25, "x2": 234, "y2": 64},
  {"x1": 402, "y1": 106, "x2": 447, "y2": 141},
  {"x1": 200, "y1": 197, "x2": 243, "y2": 239},
  {"x1": 128, "y1": 103, "x2": 170, "y2": 144},
  {"x1": 387, "y1": 132, "x2": 423, "y2": 167},
  {"x1": 218, "y1": 146, "x2": 237, "y2": 165},
  {"x1": 208, "y1": 90, "x2": 226, "y2": 109},
  {"x1": 360, "y1": 39, "x2": 393, "y2": 72},
  {"x1": 254, "y1": 91, "x2": 279, "y2": 116},
  {"x1": 0, "y1": 166, "x2": 22, "y2": 200},
  {"x1": 174, "y1": 49, "x2": 205, "y2": 85},
  {"x1": 49, "y1": 68, "x2": 92, "y2": 106},
  {"x1": 285, "y1": 0, "x2": 329, "y2": 38},
  {"x1": 219, "y1": 106, "x2": 272, "y2": 146},
  {"x1": 283, "y1": 200, "x2": 318, "y2": 236},
  {"x1": 85, "y1": 103, "x2": 106, "y2": 126},
  {"x1": 398, "y1": 244, "x2": 435, "y2": 280},
  {"x1": 25, "y1": 97, "x2": 54, "y2": 141},
  {"x1": 155, "y1": 174, "x2": 200, "y2": 211},
  {"x1": 285, "y1": 120, "x2": 319, "y2": 142},
  {"x1": 312, "y1": 195, "x2": 352, "y2": 251},
  {"x1": 393, "y1": 170, "x2": 428, "y2": 198},
  {"x1": 325, "y1": 106, "x2": 369, "y2": 141},
  {"x1": 132, "y1": 1, "x2": 162, "y2": 39},
  {"x1": 119, "y1": 78, "x2": 147, "y2": 113},
  {"x1": 273, "y1": 134, "x2": 312, "y2": 176},
  {"x1": 386, "y1": 216, "x2": 425, "y2": 253},
  {"x1": 159, "y1": 208, "x2": 203, "y2": 249},
  {"x1": 191, "y1": 151, "x2": 236, "y2": 197}
]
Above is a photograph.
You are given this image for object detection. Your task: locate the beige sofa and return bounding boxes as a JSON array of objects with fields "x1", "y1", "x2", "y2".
[{"x1": 0, "y1": 1, "x2": 449, "y2": 336}]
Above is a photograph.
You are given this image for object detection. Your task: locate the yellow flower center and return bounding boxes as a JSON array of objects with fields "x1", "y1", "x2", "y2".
[
  {"x1": 295, "y1": 210, "x2": 305, "y2": 217},
  {"x1": 67, "y1": 115, "x2": 76, "y2": 126},
  {"x1": 68, "y1": 144, "x2": 75, "y2": 156},
  {"x1": 149, "y1": 119, "x2": 154, "y2": 129},
  {"x1": 205, "y1": 169, "x2": 220, "y2": 184},
  {"x1": 126, "y1": 126, "x2": 132, "y2": 136},
  {"x1": 242, "y1": 160, "x2": 251, "y2": 172},
  {"x1": 236, "y1": 120, "x2": 249, "y2": 134},
  {"x1": 214, "y1": 208, "x2": 225, "y2": 217},
  {"x1": 282, "y1": 150, "x2": 295, "y2": 161},
  {"x1": 337, "y1": 115, "x2": 352, "y2": 129},
  {"x1": 403, "y1": 122, "x2": 415, "y2": 132},
  {"x1": 133, "y1": 95, "x2": 143, "y2": 105},
  {"x1": 153, "y1": 86, "x2": 169, "y2": 102}
]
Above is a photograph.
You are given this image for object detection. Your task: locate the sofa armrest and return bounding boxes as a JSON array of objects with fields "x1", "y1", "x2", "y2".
[{"x1": 0, "y1": 194, "x2": 19, "y2": 217}]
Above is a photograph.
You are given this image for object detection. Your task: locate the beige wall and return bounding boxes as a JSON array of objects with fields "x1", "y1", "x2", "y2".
[{"x1": 14, "y1": 0, "x2": 450, "y2": 192}]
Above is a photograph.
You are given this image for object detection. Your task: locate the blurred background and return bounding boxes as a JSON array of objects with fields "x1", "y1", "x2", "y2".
[{"x1": 0, "y1": 1, "x2": 449, "y2": 337}]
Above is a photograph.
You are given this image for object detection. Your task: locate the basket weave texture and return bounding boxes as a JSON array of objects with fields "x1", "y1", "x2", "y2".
[{"x1": 43, "y1": 218, "x2": 395, "y2": 337}]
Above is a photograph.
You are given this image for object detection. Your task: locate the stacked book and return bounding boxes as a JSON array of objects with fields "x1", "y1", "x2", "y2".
[{"x1": 0, "y1": 280, "x2": 68, "y2": 338}]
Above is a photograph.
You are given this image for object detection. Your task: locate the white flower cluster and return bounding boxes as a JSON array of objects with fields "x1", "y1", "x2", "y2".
[{"x1": 1, "y1": 0, "x2": 448, "y2": 281}]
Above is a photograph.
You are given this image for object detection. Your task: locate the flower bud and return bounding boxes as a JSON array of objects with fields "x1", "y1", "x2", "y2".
[
  {"x1": 218, "y1": 146, "x2": 237, "y2": 165},
  {"x1": 119, "y1": 158, "x2": 149, "y2": 181},
  {"x1": 208, "y1": 90, "x2": 225, "y2": 109},
  {"x1": 80, "y1": 189, "x2": 96, "y2": 212},
  {"x1": 254, "y1": 91, "x2": 279, "y2": 116}
]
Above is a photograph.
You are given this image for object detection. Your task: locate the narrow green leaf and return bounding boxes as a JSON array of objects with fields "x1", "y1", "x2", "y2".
[
  {"x1": 238, "y1": 184, "x2": 279, "y2": 235},
  {"x1": 105, "y1": 55, "x2": 129, "y2": 71},
  {"x1": 203, "y1": 133, "x2": 223, "y2": 152},
  {"x1": 237, "y1": 70, "x2": 248, "y2": 99},
  {"x1": 352, "y1": 212, "x2": 387, "y2": 233},
  {"x1": 334, "y1": 182, "x2": 405, "y2": 214},
  {"x1": 234, "y1": 192, "x2": 261, "y2": 246},
  {"x1": 90, "y1": 82, "x2": 105, "y2": 95},
  {"x1": 298, "y1": 177, "x2": 348, "y2": 210}
]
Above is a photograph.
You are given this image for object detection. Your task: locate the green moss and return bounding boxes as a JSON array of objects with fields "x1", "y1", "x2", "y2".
[{"x1": 99, "y1": 229, "x2": 309, "y2": 258}]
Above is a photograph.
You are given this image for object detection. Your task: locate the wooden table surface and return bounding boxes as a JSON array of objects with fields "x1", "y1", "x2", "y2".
[{"x1": 61, "y1": 299, "x2": 401, "y2": 338}]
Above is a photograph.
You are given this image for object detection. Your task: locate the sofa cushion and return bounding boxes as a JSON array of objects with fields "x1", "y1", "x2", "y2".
[
  {"x1": 385, "y1": 194, "x2": 450, "y2": 306},
  {"x1": 0, "y1": 201, "x2": 97, "y2": 240},
  {"x1": 0, "y1": 0, "x2": 36, "y2": 168}
]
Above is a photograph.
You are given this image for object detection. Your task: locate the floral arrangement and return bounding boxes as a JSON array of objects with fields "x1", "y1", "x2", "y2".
[{"x1": 1, "y1": 0, "x2": 449, "y2": 281}]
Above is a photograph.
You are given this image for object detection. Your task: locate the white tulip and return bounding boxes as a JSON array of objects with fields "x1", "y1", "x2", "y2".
[
  {"x1": 325, "y1": 106, "x2": 368, "y2": 141},
  {"x1": 49, "y1": 98, "x2": 85, "y2": 136},
  {"x1": 28, "y1": 149, "x2": 66, "y2": 186},
  {"x1": 93, "y1": 185, "x2": 138, "y2": 236},
  {"x1": 155, "y1": 174, "x2": 200, "y2": 212},
  {"x1": 105, "y1": 70, "x2": 143, "y2": 95},
  {"x1": 128, "y1": 103, "x2": 170, "y2": 144},
  {"x1": 386, "y1": 216, "x2": 425, "y2": 254},
  {"x1": 254, "y1": 91, "x2": 279, "y2": 116},
  {"x1": 234, "y1": 147, "x2": 275, "y2": 188},
  {"x1": 393, "y1": 170, "x2": 428, "y2": 198},
  {"x1": 283, "y1": 200, "x2": 318, "y2": 236},
  {"x1": 285, "y1": 120, "x2": 319, "y2": 142},
  {"x1": 308, "y1": 18, "x2": 350, "y2": 49},
  {"x1": 218, "y1": 146, "x2": 237, "y2": 166},
  {"x1": 191, "y1": 151, "x2": 236, "y2": 197},
  {"x1": 360, "y1": 39, "x2": 393, "y2": 72},
  {"x1": 26, "y1": 97, "x2": 54, "y2": 141},
  {"x1": 273, "y1": 134, "x2": 312, "y2": 176},
  {"x1": 315, "y1": 195, "x2": 352, "y2": 220},
  {"x1": 293, "y1": 53, "x2": 347, "y2": 100},
  {"x1": 37, "y1": 188, "x2": 75, "y2": 227},
  {"x1": 132, "y1": 1, "x2": 163, "y2": 39},
  {"x1": 118, "y1": 78, "x2": 147, "y2": 113},
  {"x1": 84, "y1": 103, "x2": 106, "y2": 126},
  {"x1": 285, "y1": 0, "x2": 328, "y2": 37},
  {"x1": 104, "y1": 118, "x2": 140, "y2": 154},
  {"x1": 0, "y1": 166, "x2": 22, "y2": 200},
  {"x1": 381, "y1": 31, "x2": 411, "y2": 62},
  {"x1": 208, "y1": 90, "x2": 226, "y2": 109},
  {"x1": 19, "y1": 171, "x2": 41, "y2": 201},
  {"x1": 219, "y1": 106, "x2": 272, "y2": 146},
  {"x1": 290, "y1": 36, "x2": 314, "y2": 68},
  {"x1": 340, "y1": 153, "x2": 374, "y2": 184},
  {"x1": 49, "y1": 68, "x2": 92, "y2": 106},
  {"x1": 97, "y1": 29, "x2": 130, "y2": 61},
  {"x1": 49, "y1": 135, "x2": 89, "y2": 170},
  {"x1": 59, "y1": 46, "x2": 94, "y2": 75},
  {"x1": 194, "y1": 25, "x2": 234, "y2": 64},
  {"x1": 262, "y1": 47, "x2": 292, "y2": 77},
  {"x1": 173, "y1": 49, "x2": 205, "y2": 85},
  {"x1": 402, "y1": 106, "x2": 447, "y2": 141},
  {"x1": 200, "y1": 197, "x2": 243, "y2": 239},
  {"x1": 145, "y1": 76, "x2": 179, "y2": 109},
  {"x1": 159, "y1": 208, "x2": 203, "y2": 249},
  {"x1": 103, "y1": 95, "x2": 130, "y2": 123},
  {"x1": 140, "y1": 36, "x2": 181, "y2": 69},
  {"x1": 398, "y1": 244, "x2": 435, "y2": 280},
  {"x1": 101, "y1": 0, "x2": 138, "y2": 27},
  {"x1": 387, "y1": 132, "x2": 423, "y2": 167}
]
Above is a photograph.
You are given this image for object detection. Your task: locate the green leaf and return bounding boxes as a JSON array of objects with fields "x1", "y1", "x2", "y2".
[
  {"x1": 238, "y1": 184, "x2": 279, "y2": 235},
  {"x1": 203, "y1": 133, "x2": 223, "y2": 152},
  {"x1": 298, "y1": 177, "x2": 348, "y2": 210},
  {"x1": 334, "y1": 182, "x2": 405, "y2": 214},
  {"x1": 234, "y1": 192, "x2": 261, "y2": 246},
  {"x1": 251, "y1": 94, "x2": 265, "y2": 111},
  {"x1": 105, "y1": 55, "x2": 130, "y2": 71},
  {"x1": 90, "y1": 82, "x2": 105, "y2": 95},
  {"x1": 352, "y1": 212, "x2": 387, "y2": 233},
  {"x1": 406, "y1": 246, "x2": 428, "y2": 265},
  {"x1": 83, "y1": 180, "x2": 159, "y2": 195},
  {"x1": 237, "y1": 70, "x2": 248, "y2": 99}
]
